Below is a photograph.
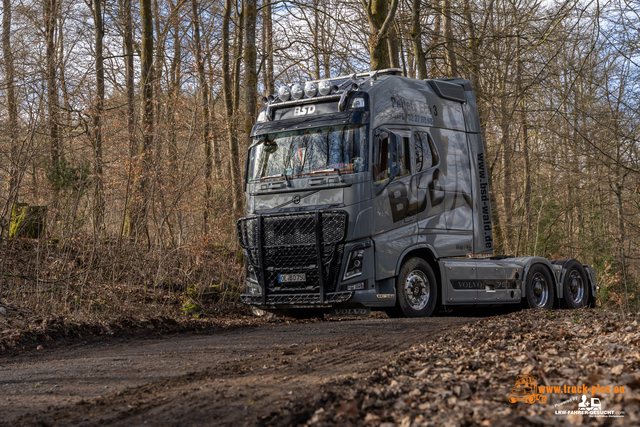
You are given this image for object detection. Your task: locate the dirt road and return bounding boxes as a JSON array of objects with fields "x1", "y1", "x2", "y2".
[{"x1": 0, "y1": 316, "x2": 476, "y2": 426}]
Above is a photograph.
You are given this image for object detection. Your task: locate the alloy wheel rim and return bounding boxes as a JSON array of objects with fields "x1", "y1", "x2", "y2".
[
  {"x1": 404, "y1": 270, "x2": 430, "y2": 310},
  {"x1": 532, "y1": 272, "x2": 548, "y2": 307},
  {"x1": 568, "y1": 270, "x2": 584, "y2": 304}
]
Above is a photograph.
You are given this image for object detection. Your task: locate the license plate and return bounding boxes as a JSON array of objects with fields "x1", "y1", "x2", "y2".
[{"x1": 278, "y1": 273, "x2": 306, "y2": 283}]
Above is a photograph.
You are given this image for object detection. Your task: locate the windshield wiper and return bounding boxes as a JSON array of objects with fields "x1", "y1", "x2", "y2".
[
  {"x1": 259, "y1": 173, "x2": 291, "y2": 187},
  {"x1": 309, "y1": 168, "x2": 344, "y2": 183}
]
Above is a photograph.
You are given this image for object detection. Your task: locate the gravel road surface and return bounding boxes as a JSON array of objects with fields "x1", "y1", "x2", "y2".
[{"x1": 0, "y1": 315, "x2": 480, "y2": 426}]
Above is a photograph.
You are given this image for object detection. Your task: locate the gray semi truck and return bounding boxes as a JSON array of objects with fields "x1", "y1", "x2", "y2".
[{"x1": 237, "y1": 68, "x2": 596, "y2": 317}]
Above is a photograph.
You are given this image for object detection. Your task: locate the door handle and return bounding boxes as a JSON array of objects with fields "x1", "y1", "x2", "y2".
[
  {"x1": 404, "y1": 215, "x2": 416, "y2": 223},
  {"x1": 269, "y1": 182, "x2": 286, "y2": 190}
]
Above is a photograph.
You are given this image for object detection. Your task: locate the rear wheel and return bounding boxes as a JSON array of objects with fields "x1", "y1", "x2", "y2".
[
  {"x1": 395, "y1": 258, "x2": 438, "y2": 317},
  {"x1": 525, "y1": 264, "x2": 555, "y2": 310},
  {"x1": 562, "y1": 260, "x2": 589, "y2": 309}
]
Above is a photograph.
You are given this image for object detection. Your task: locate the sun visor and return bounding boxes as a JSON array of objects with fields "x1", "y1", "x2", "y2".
[{"x1": 427, "y1": 80, "x2": 466, "y2": 103}]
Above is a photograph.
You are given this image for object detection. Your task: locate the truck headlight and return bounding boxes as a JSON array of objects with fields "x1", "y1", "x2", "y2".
[{"x1": 344, "y1": 248, "x2": 365, "y2": 279}]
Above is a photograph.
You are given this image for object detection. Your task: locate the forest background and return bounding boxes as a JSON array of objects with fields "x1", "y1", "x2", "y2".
[{"x1": 1, "y1": 0, "x2": 639, "y2": 320}]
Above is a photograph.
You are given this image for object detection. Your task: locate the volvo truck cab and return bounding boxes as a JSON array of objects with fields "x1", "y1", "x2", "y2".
[{"x1": 237, "y1": 69, "x2": 596, "y2": 317}]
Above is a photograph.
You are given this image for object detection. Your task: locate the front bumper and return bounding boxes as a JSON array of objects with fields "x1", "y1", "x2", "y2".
[{"x1": 241, "y1": 291, "x2": 353, "y2": 308}]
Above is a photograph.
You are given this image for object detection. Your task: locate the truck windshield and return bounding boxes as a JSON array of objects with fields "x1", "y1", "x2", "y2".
[{"x1": 247, "y1": 124, "x2": 368, "y2": 181}]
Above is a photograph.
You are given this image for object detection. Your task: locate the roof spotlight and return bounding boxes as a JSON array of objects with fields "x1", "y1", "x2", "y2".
[
  {"x1": 318, "y1": 80, "x2": 331, "y2": 96},
  {"x1": 304, "y1": 82, "x2": 318, "y2": 98},
  {"x1": 278, "y1": 86, "x2": 291, "y2": 101},
  {"x1": 291, "y1": 84, "x2": 304, "y2": 100}
]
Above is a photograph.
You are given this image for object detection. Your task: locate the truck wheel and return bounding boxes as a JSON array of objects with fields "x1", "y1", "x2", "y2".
[
  {"x1": 562, "y1": 260, "x2": 588, "y2": 309},
  {"x1": 525, "y1": 264, "x2": 555, "y2": 310},
  {"x1": 396, "y1": 258, "x2": 438, "y2": 317}
]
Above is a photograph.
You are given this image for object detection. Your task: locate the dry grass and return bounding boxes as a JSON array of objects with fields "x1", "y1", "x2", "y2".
[{"x1": 0, "y1": 235, "x2": 247, "y2": 322}]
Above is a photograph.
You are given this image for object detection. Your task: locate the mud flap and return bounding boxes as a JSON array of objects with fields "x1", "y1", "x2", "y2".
[{"x1": 328, "y1": 307, "x2": 371, "y2": 318}]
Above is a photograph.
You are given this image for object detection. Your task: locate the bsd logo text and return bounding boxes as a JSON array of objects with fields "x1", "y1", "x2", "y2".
[{"x1": 294, "y1": 105, "x2": 316, "y2": 116}]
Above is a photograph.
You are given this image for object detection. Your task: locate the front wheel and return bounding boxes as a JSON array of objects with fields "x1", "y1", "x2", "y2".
[
  {"x1": 396, "y1": 258, "x2": 438, "y2": 317},
  {"x1": 525, "y1": 264, "x2": 555, "y2": 310},
  {"x1": 562, "y1": 260, "x2": 589, "y2": 309}
]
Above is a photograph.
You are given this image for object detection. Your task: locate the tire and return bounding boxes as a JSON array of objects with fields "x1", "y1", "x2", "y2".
[
  {"x1": 395, "y1": 258, "x2": 438, "y2": 317},
  {"x1": 525, "y1": 264, "x2": 555, "y2": 310},
  {"x1": 562, "y1": 260, "x2": 589, "y2": 309},
  {"x1": 537, "y1": 395, "x2": 547, "y2": 404},
  {"x1": 509, "y1": 398, "x2": 516, "y2": 403}
]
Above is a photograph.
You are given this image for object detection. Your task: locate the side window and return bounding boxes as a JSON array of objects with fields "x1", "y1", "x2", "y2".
[
  {"x1": 400, "y1": 136, "x2": 411, "y2": 176},
  {"x1": 414, "y1": 131, "x2": 438, "y2": 172},
  {"x1": 373, "y1": 131, "x2": 392, "y2": 184}
]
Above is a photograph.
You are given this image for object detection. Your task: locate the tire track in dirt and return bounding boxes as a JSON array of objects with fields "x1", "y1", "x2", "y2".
[{"x1": 1, "y1": 316, "x2": 478, "y2": 426}]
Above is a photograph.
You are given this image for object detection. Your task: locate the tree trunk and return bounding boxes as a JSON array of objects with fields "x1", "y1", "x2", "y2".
[
  {"x1": 192, "y1": 0, "x2": 213, "y2": 233},
  {"x1": 515, "y1": 28, "x2": 530, "y2": 246},
  {"x1": 153, "y1": 0, "x2": 166, "y2": 154},
  {"x1": 387, "y1": 21, "x2": 400, "y2": 69},
  {"x1": 2, "y1": 0, "x2": 19, "y2": 230},
  {"x1": 463, "y1": 0, "x2": 479, "y2": 89},
  {"x1": 204, "y1": 34, "x2": 220, "y2": 179},
  {"x1": 167, "y1": 0, "x2": 181, "y2": 184},
  {"x1": 92, "y1": 0, "x2": 105, "y2": 230},
  {"x1": 223, "y1": 0, "x2": 242, "y2": 218},
  {"x1": 366, "y1": 0, "x2": 398, "y2": 71},
  {"x1": 127, "y1": 0, "x2": 154, "y2": 240},
  {"x1": 411, "y1": 0, "x2": 427, "y2": 79},
  {"x1": 322, "y1": 1, "x2": 330, "y2": 78},
  {"x1": 442, "y1": 0, "x2": 457, "y2": 77},
  {"x1": 123, "y1": 0, "x2": 136, "y2": 160},
  {"x1": 263, "y1": 0, "x2": 274, "y2": 94},
  {"x1": 44, "y1": 0, "x2": 60, "y2": 175},
  {"x1": 244, "y1": 0, "x2": 258, "y2": 142},
  {"x1": 499, "y1": 97, "x2": 512, "y2": 254},
  {"x1": 313, "y1": 0, "x2": 321, "y2": 79},
  {"x1": 430, "y1": 4, "x2": 441, "y2": 76}
]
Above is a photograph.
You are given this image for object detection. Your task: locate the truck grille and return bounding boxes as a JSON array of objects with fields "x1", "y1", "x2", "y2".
[{"x1": 237, "y1": 211, "x2": 348, "y2": 304}]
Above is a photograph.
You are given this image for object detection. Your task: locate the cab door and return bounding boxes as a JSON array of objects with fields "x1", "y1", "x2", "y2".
[{"x1": 371, "y1": 128, "x2": 417, "y2": 280}]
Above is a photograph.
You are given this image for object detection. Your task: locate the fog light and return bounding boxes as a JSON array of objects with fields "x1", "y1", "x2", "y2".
[
  {"x1": 347, "y1": 282, "x2": 365, "y2": 291},
  {"x1": 247, "y1": 281, "x2": 261, "y2": 295}
]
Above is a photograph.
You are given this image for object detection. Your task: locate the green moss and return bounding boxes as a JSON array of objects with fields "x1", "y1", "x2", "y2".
[{"x1": 9, "y1": 203, "x2": 47, "y2": 238}]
